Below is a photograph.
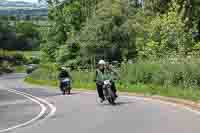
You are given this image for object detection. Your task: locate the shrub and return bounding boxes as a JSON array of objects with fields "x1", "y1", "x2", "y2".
[{"x1": 28, "y1": 57, "x2": 40, "y2": 64}]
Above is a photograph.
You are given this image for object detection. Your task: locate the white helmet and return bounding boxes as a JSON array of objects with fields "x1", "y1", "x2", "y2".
[
  {"x1": 98, "y1": 60, "x2": 106, "y2": 65},
  {"x1": 61, "y1": 66, "x2": 67, "y2": 70}
]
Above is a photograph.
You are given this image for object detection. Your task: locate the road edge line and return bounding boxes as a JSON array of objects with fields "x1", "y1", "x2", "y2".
[
  {"x1": 8, "y1": 89, "x2": 57, "y2": 121},
  {"x1": 0, "y1": 89, "x2": 46, "y2": 133}
]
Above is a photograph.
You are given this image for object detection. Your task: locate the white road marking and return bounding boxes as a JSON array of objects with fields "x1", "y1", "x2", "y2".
[
  {"x1": 8, "y1": 89, "x2": 57, "y2": 119},
  {"x1": 0, "y1": 89, "x2": 46, "y2": 133},
  {"x1": 0, "y1": 86, "x2": 56, "y2": 133}
]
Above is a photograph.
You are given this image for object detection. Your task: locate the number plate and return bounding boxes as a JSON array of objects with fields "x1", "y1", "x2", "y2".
[{"x1": 62, "y1": 78, "x2": 70, "y2": 82}]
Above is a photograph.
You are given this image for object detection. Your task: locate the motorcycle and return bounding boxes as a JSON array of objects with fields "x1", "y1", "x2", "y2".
[
  {"x1": 60, "y1": 78, "x2": 71, "y2": 95},
  {"x1": 103, "y1": 80, "x2": 116, "y2": 105}
]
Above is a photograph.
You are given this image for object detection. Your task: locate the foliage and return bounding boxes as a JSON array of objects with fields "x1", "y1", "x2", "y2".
[
  {"x1": 16, "y1": 22, "x2": 40, "y2": 39},
  {"x1": 136, "y1": 1, "x2": 195, "y2": 58},
  {"x1": 41, "y1": 0, "x2": 200, "y2": 66},
  {"x1": 42, "y1": 0, "x2": 86, "y2": 62},
  {"x1": 0, "y1": 20, "x2": 41, "y2": 50},
  {"x1": 26, "y1": 55, "x2": 200, "y2": 90}
]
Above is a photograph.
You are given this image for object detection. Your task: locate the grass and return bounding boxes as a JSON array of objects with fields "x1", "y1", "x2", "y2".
[
  {"x1": 25, "y1": 76, "x2": 200, "y2": 102},
  {"x1": 20, "y1": 51, "x2": 41, "y2": 58},
  {"x1": 14, "y1": 65, "x2": 26, "y2": 73},
  {"x1": 24, "y1": 60, "x2": 200, "y2": 102},
  {"x1": 0, "y1": 50, "x2": 41, "y2": 58}
]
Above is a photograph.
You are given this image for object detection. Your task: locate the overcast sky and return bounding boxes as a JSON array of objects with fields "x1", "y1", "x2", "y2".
[{"x1": 7, "y1": 0, "x2": 39, "y2": 3}]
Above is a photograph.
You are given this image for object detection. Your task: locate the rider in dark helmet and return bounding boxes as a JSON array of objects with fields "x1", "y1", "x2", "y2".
[{"x1": 58, "y1": 67, "x2": 71, "y2": 92}]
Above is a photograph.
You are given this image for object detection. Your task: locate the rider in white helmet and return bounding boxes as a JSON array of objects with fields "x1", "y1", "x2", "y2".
[
  {"x1": 98, "y1": 60, "x2": 106, "y2": 65},
  {"x1": 94, "y1": 59, "x2": 106, "y2": 103}
]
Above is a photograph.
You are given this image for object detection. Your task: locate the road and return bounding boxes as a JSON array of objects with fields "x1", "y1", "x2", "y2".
[{"x1": 0, "y1": 73, "x2": 200, "y2": 133}]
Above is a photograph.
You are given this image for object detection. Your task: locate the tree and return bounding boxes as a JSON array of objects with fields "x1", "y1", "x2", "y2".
[
  {"x1": 75, "y1": 0, "x2": 137, "y2": 62},
  {"x1": 139, "y1": 1, "x2": 194, "y2": 58},
  {"x1": 16, "y1": 22, "x2": 39, "y2": 39},
  {"x1": 42, "y1": 0, "x2": 96, "y2": 62},
  {"x1": 25, "y1": 15, "x2": 31, "y2": 21}
]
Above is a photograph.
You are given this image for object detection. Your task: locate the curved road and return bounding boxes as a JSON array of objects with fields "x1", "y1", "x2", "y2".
[{"x1": 1, "y1": 73, "x2": 200, "y2": 133}]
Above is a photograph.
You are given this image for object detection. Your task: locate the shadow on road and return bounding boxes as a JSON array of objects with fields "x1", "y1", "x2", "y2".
[
  {"x1": 115, "y1": 101, "x2": 134, "y2": 106},
  {"x1": 100, "y1": 101, "x2": 134, "y2": 106}
]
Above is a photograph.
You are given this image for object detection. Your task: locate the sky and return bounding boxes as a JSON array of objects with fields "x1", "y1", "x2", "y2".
[{"x1": 7, "y1": 0, "x2": 39, "y2": 3}]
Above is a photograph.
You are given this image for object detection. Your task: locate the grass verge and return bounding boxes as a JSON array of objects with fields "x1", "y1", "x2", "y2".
[
  {"x1": 14, "y1": 66, "x2": 26, "y2": 73},
  {"x1": 25, "y1": 76, "x2": 200, "y2": 102}
]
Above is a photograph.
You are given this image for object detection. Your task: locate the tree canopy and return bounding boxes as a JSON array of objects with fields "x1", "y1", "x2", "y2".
[
  {"x1": 40, "y1": 0, "x2": 200, "y2": 66},
  {"x1": 0, "y1": 19, "x2": 41, "y2": 50}
]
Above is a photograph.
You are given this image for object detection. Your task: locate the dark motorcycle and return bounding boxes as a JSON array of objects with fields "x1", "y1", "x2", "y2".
[
  {"x1": 60, "y1": 78, "x2": 71, "y2": 95},
  {"x1": 103, "y1": 80, "x2": 116, "y2": 105}
]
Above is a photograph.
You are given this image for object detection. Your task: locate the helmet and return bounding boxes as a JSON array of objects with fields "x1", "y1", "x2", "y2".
[
  {"x1": 61, "y1": 66, "x2": 67, "y2": 70},
  {"x1": 98, "y1": 60, "x2": 106, "y2": 65}
]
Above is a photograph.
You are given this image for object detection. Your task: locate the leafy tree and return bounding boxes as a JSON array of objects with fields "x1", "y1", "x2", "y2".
[
  {"x1": 42, "y1": 0, "x2": 96, "y2": 62},
  {"x1": 16, "y1": 22, "x2": 39, "y2": 39},
  {"x1": 40, "y1": 0, "x2": 200, "y2": 65},
  {"x1": 76, "y1": 0, "x2": 137, "y2": 62},
  {"x1": 139, "y1": 1, "x2": 194, "y2": 58},
  {"x1": 0, "y1": 19, "x2": 40, "y2": 50}
]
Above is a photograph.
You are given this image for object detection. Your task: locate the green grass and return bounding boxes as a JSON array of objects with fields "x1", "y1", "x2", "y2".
[
  {"x1": 24, "y1": 61, "x2": 200, "y2": 102},
  {"x1": 14, "y1": 66, "x2": 26, "y2": 73},
  {"x1": 0, "y1": 50, "x2": 41, "y2": 58},
  {"x1": 25, "y1": 76, "x2": 200, "y2": 102},
  {"x1": 20, "y1": 51, "x2": 41, "y2": 58}
]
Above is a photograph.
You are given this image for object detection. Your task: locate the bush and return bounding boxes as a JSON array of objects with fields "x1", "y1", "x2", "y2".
[{"x1": 28, "y1": 57, "x2": 40, "y2": 64}]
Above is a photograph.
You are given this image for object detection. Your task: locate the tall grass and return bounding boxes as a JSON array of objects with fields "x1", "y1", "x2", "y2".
[
  {"x1": 25, "y1": 59, "x2": 200, "y2": 101},
  {"x1": 120, "y1": 57, "x2": 200, "y2": 89},
  {"x1": 27, "y1": 57, "x2": 200, "y2": 90}
]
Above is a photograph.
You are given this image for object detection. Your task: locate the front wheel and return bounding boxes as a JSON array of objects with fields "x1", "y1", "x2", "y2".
[
  {"x1": 107, "y1": 87, "x2": 116, "y2": 105},
  {"x1": 108, "y1": 97, "x2": 115, "y2": 105},
  {"x1": 61, "y1": 89, "x2": 65, "y2": 95},
  {"x1": 67, "y1": 88, "x2": 71, "y2": 95}
]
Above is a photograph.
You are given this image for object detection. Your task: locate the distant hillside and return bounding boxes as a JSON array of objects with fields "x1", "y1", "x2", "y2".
[{"x1": 0, "y1": 0, "x2": 48, "y2": 16}]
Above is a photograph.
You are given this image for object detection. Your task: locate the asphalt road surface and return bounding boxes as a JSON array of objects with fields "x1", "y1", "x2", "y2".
[{"x1": 1, "y1": 73, "x2": 200, "y2": 133}]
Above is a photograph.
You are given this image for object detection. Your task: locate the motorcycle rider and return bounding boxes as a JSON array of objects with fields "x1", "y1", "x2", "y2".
[
  {"x1": 58, "y1": 66, "x2": 71, "y2": 94},
  {"x1": 94, "y1": 60, "x2": 106, "y2": 103}
]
